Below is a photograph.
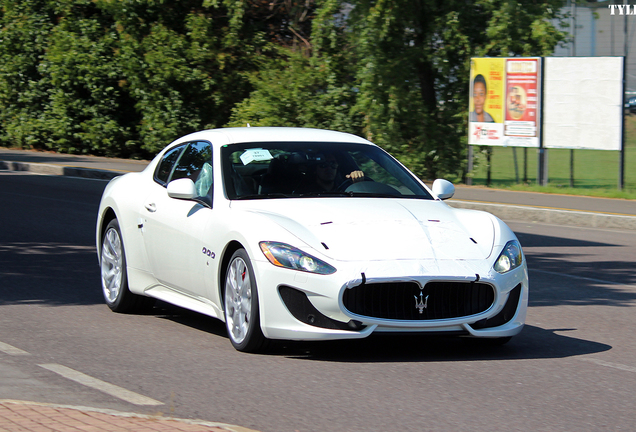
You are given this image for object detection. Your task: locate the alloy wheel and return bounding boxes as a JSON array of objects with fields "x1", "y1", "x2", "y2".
[
  {"x1": 101, "y1": 227, "x2": 123, "y2": 303},
  {"x1": 225, "y1": 257, "x2": 253, "y2": 344}
]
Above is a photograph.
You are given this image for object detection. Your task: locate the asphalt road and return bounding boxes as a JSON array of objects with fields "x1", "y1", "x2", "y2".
[{"x1": 1, "y1": 171, "x2": 636, "y2": 431}]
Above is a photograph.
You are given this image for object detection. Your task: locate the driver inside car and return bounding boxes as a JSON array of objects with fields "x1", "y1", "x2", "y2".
[{"x1": 297, "y1": 153, "x2": 364, "y2": 193}]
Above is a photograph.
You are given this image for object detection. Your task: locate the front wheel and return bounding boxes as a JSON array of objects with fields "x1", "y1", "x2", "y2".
[
  {"x1": 100, "y1": 219, "x2": 154, "y2": 313},
  {"x1": 224, "y1": 249, "x2": 267, "y2": 352}
]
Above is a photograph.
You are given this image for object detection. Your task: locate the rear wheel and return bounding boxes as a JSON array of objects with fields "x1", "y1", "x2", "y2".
[
  {"x1": 101, "y1": 219, "x2": 154, "y2": 313},
  {"x1": 224, "y1": 249, "x2": 267, "y2": 352}
]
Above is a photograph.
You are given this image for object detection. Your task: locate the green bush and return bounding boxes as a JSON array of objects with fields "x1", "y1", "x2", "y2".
[{"x1": 0, "y1": 0, "x2": 569, "y2": 180}]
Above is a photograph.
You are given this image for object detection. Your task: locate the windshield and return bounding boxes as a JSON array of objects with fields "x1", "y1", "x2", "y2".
[{"x1": 221, "y1": 141, "x2": 434, "y2": 200}]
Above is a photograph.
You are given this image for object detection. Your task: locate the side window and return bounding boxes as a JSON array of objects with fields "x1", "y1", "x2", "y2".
[
  {"x1": 172, "y1": 141, "x2": 214, "y2": 203},
  {"x1": 171, "y1": 141, "x2": 212, "y2": 183},
  {"x1": 154, "y1": 144, "x2": 186, "y2": 186}
]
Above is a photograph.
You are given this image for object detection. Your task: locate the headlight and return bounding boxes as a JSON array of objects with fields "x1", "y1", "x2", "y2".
[
  {"x1": 259, "y1": 242, "x2": 336, "y2": 275},
  {"x1": 493, "y1": 240, "x2": 523, "y2": 274}
]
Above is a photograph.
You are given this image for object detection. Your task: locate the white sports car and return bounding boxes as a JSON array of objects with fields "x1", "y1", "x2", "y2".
[{"x1": 96, "y1": 127, "x2": 528, "y2": 352}]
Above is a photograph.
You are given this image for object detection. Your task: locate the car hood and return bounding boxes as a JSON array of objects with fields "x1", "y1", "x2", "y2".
[{"x1": 235, "y1": 198, "x2": 495, "y2": 262}]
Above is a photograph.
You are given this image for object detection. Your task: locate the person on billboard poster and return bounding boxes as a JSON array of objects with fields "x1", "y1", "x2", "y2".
[
  {"x1": 469, "y1": 74, "x2": 494, "y2": 123},
  {"x1": 507, "y1": 86, "x2": 527, "y2": 120}
]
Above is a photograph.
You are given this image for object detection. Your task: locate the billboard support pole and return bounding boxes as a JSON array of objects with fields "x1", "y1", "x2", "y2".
[
  {"x1": 523, "y1": 147, "x2": 528, "y2": 183},
  {"x1": 467, "y1": 145, "x2": 473, "y2": 186},
  {"x1": 619, "y1": 10, "x2": 627, "y2": 190},
  {"x1": 620, "y1": 55, "x2": 626, "y2": 191},
  {"x1": 569, "y1": 150, "x2": 575, "y2": 187},
  {"x1": 538, "y1": 57, "x2": 547, "y2": 186},
  {"x1": 569, "y1": 0, "x2": 576, "y2": 188},
  {"x1": 513, "y1": 147, "x2": 519, "y2": 183}
]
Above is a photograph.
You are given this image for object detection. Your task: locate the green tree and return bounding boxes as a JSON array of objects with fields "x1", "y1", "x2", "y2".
[
  {"x1": 0, "y1": 0, "x2": 568, "y2": 167},
  {"x1": 35, "y1": 0, "x2": 136, "y2": 155},
  {"x1": 0, "y1": 0, "x2": 55, "y2": 149},
  {"x1": 0, "y1": 0, "x2": 287, "y2": 156},
  {"x1": 227, "y1": 49, "x2": 362, "y2": 133},
  {"x1": 350, "y1": 0, "x2": 568, "y2": 180},
  {"x1": 98, "y1": 0, "x2": 324, "y2": 154},
  {"x1": 228, "y1": 0, "x2": 362, "y2": 134},
  {"x1": 101, "y1": 0, "x2": 265, "y2": 155}
]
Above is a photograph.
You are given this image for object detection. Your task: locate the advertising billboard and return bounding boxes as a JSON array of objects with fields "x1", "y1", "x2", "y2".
[
  {"x1": 469, "y1": 57, "x2": 541, "y2": 148},
  {"x1": 543, "y1": 57, "x2": 623, "y2": 151}
]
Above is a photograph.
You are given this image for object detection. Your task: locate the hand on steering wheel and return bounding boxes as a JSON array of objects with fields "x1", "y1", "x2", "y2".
[
  {"x1": 336, "y1": 170, "x2": 365, "y2": 191},
  {"x1": 347, "y1": 170, "x2": 364, "y2": 182}
]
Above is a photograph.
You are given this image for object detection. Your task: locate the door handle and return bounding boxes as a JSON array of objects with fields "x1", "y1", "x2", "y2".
[{"x1": 145, "y1": 202, "x2": 157, "y2": 212}]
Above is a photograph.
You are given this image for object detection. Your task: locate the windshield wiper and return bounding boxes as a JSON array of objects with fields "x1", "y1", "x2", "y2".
[
  {"x1": 297, "y1": 191, "x2": 354, "y2": 197},
  {"x1": 347, "y1": 192, "x2": 403, "y2": 198},
  {"x1": 235, "y1": 193, "x2": 293, "y2": 200}
]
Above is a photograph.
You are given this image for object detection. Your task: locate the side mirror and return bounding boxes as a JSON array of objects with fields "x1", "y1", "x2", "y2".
[
  {"x1": 432, "y1": 179, "x2": 455, "y2": 200},
  {"x1": 167, "y1": 178, "x2": 197, "y2": 200}
]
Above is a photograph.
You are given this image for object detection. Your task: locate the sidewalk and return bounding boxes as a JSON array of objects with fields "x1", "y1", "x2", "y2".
[
  {"x1": 0, "y1": 400, "x2": 257, "y2": 432},
  {"x1": 1, "y1": 146, "x2": 635, "y2": 230},
  {"x1": 0, "y1": 147, "x2": 147, "y2": 180},
  {"x1": 451, "y1": 188, "x2": 636, "y2": 231}
]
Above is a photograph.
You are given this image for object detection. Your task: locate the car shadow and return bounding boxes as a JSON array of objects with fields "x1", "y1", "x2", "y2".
[
  {"x1": 148, "y1": 301, "x2": 612, "y2": 362},
  {"x1": 271, "y1": 325, "x2": 611, "y2": 362},
  {"x1": 153, "y1": 301, "x2": 229, "y2": 338}
]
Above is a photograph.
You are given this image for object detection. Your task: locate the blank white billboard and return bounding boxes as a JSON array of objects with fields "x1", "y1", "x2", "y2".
[{"x1": 543, "y1": 57, "x2": 623, "y2": 151}]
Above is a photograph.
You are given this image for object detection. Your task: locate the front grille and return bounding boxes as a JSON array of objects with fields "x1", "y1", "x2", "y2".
[{"x1": 342, "y1": 281, "x2": 495, "y2": 321}]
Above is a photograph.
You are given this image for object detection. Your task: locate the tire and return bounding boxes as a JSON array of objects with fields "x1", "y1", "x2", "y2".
[
  {"x1": 224, "y1": 249, "x2": 267, "y2": 352},
  {"x1": 100, "y1": 219, "x2": 154, "y2": 313}
]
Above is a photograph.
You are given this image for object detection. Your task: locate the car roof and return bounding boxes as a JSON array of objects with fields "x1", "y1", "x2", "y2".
[{"x1": 175, "y1": 127, "x2": 374, "y2": 146}]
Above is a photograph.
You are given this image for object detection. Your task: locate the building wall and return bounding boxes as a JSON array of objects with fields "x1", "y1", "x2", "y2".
[{"x1": 554, "y1": 2, "x2": 636, "y2": 93}]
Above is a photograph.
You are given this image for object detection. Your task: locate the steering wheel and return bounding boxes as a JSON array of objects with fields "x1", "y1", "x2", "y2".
[
  {"x1": 336, "y1": 176, "x2": 373, "y2": 191},
  {"x1": 335, "y1": 178, "x2": 353, "y2": 191}
]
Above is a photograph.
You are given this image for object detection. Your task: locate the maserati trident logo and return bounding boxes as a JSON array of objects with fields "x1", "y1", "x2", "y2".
[{"x1": 414, "y1": 291, "x2": 429, "y2": 314}]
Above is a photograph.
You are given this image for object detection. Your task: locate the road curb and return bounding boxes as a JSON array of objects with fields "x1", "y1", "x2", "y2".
[
  {"x1": 0, "y1": 160, "x2": 121, "y2": 180},
  {"x1": 450, "y1": 200, "x2": 636, "y2": 231}
]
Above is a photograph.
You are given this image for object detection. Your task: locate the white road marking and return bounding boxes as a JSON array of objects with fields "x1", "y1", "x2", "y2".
[
  {"x1": 0, "y1": 341, "x2": 30, "y2": 356},
  {"x1": 580, "y1": 358, "x2": 636, "y2": 374},
  {"x1": 38, "y1": 364, "x2": 163, "y2": 406}
]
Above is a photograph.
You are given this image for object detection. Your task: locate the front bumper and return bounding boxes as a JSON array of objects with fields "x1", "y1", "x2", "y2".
[{"x1": 252, "y1": 258, "x2": 528, "y2": 341}]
